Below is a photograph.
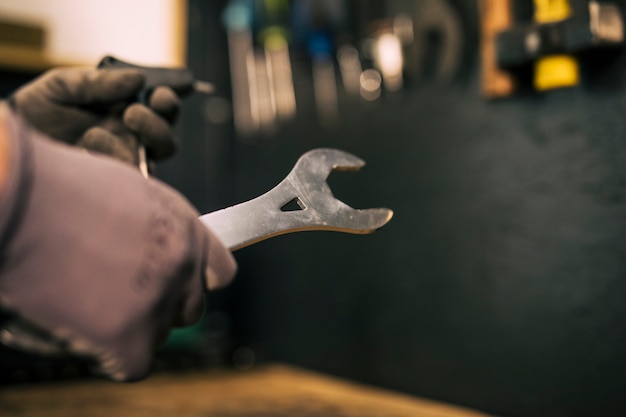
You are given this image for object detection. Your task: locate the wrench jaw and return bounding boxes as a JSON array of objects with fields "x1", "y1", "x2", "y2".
[
  {"x1": 290, "y1": 148, "x2": 366, "y2": 183},
  {"x1": 263, "y1": 205, "x2": 393, "y2": 239},
  {"x1": 283, "y1": 148, "x2": 393, "y2": 235},
  {"x1": 334, "y1": 206, "x2": 394, "y2": 234},
  {"x1": 286, "y1": 206, "x2": 393, "y2": 235},
  {"x1": 284, "y1": 147, "x2": 369, "y2": 217},
  {"x1": 278, "y1": 200, "x2": 394, "y2": 233}
]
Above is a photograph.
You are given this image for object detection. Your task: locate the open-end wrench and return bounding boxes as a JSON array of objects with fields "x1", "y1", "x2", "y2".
[{"x1": 200, "y1": 148, "x2": 393, "y2": 251}]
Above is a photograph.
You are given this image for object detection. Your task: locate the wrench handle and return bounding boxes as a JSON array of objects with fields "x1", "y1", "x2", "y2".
[{"x1": 199, "y1": 191, "x2": 309, "y2": 251}]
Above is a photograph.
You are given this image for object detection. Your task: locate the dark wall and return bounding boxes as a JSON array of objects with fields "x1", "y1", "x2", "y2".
[
  {"x1": 2, "y1": 0, "x2": 622, "y2": 415},
  {"x1": 182, "y1": 1, "x2": 626, "y2": 417}
]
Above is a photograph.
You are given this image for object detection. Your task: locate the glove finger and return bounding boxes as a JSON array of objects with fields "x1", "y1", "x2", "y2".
[
  {"x1": 149, "y1": 86, "x2": 181, "y2": 124},
  {"x1": 47, "y1": 67, "x2": 145, "y2": 106},
  {"x1": 123, "y1": 103, "x2": 177, "y2": 160},
  {"x1": 201, "y1": 223, "x2": 237, "y2": 291},
  {"x1": 91, "y1": 334, "x2": 155, "y2": 382},
  {"x1": 78, "y1": 127, "x2": 136, "y2": 165},
  {"x1": 0, "y1": 318, "x2": 67, "y2": 355}
]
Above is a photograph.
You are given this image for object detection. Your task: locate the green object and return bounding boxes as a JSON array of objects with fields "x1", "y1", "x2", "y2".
[
  {"x1": 259, "y1": 26, "x2": 290, "y2": 50},
  {"x1": 163, "y1": 318, "x2": 207, "y2": 350}
]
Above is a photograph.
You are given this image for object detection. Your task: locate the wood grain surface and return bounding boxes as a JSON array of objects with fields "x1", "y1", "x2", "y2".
[{"x1": 0, "y1": 364, "x2": 495, "y2": 417}]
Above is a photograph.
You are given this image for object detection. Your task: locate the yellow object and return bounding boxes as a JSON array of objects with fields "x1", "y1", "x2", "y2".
[
  {"x1": 259, "y1": 26, "x2": 289, "y2": 51},
  {"x1": 534, "y1": 0, "x2": 571, "y2": 22},
  {"x1": 534, "y1": 55, "x2": 580, "y2": 90},
  {"x1": 533, "y1": 0, "x2": 579, "y2": 90}
]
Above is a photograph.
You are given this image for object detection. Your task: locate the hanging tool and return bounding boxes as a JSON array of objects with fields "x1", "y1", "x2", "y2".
[
  {"x1": 478, "y1": 0, "x2": 516, "y2": 98},
  {"x1": 337, "y1": 45, "x2": 363, "y2": 96},
  {"x1": 97, "y1": 55, "x2": 215, "y2": 177},
  {"x1": 257, "y1": 0, "x2": 297, "y2": 122},
  {"x1": 222, "y1": 0, "x2": 258, "y2": 137},
  {"x1": 532, "y1": 0, "x2": 580, "y2": 91},
  {"x1": 200, "y1": 148, "x2": 393, "y2": 251},
  {"x1": 292, "y1": 0, "x2": 348, "y2": 126},
  {"x1": 371, "y1": 22, "x2": 405, "y2": 92},
  {"x1": 496, "y1": 1, "x2": 624, "y2": 90},
  {"x1": 406, "y1": 0, "x2": 463, "y2": 84},
  {"x1": 310, "y1": 32, "x2": 340, "y2": 127}
]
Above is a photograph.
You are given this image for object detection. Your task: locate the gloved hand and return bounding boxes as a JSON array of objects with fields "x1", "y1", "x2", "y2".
[
  {"x1": 0, "y1": 105, "x2": 236, "y2": 381},
  {"x1": 9, "y1": 67, "x2": 181, "y2": 166}
]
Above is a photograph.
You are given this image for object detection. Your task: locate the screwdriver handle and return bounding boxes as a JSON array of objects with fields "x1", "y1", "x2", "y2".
[
  {"x1": 97, "y1": 55, "x2": 196, "y2": 98},
  {"x1": 478, "y1": 0, "x2": 516, "y2": 98}
]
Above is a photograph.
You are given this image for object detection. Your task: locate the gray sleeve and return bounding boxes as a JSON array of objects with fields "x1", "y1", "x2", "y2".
[{"x1": 0, "y1": 103, "x2": 236, "y2": 381}]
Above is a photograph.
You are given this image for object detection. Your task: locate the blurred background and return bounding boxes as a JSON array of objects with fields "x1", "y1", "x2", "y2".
[{"x1": 0, "y1": 1, "x2": 625, "y2": 417}]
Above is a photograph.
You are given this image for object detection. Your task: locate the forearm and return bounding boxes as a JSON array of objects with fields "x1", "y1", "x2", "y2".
[
  {"x1": 0, "y1": 106, "x2": 11, "y2": 194},
  {"x1": 0, "y1": 103, "x2": 33, "y2": 261},
  {"x1": 0, "y1": 103, "x2": 236, "y2": 381}
]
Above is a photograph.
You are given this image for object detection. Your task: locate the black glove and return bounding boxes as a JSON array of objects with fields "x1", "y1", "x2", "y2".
[
  {"x1": 0, "y1": 105, "x2": 236, "y2": 381},
  {"x1": 9, "y1": 67, "x2": 180, "y2": 166}
]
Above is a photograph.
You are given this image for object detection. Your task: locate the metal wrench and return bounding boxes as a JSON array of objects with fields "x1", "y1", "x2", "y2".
[{"x1": 200, "y1": 148, "x2": 393, "y2": 251}]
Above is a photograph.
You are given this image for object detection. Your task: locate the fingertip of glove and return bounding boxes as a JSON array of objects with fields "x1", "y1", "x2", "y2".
[
  {"x1": 123, "y1": 104, "x2": 177, "y2": 160},
  {"x1": 203, "y1": 229, "x2": 237, "y2": 291},
  {"x1": 80, "y1": 127, "x2": 136, "y2": 164},
  {"x1": 92, "y1": 346, "x2": 153, "y2": 382},
  {"x1": 149, "y1": 87, "x2": 181, "y2": 123}
]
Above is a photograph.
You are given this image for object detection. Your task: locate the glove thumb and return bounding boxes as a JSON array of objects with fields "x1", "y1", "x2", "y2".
[{"x1": 201, "y1": 225, "x2": 237, "y2": 291}]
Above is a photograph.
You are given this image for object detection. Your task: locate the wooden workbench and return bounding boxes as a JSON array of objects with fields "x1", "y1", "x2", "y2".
[{"x1": 0, "y1": 364, "x2": 494, "y2": 417}]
